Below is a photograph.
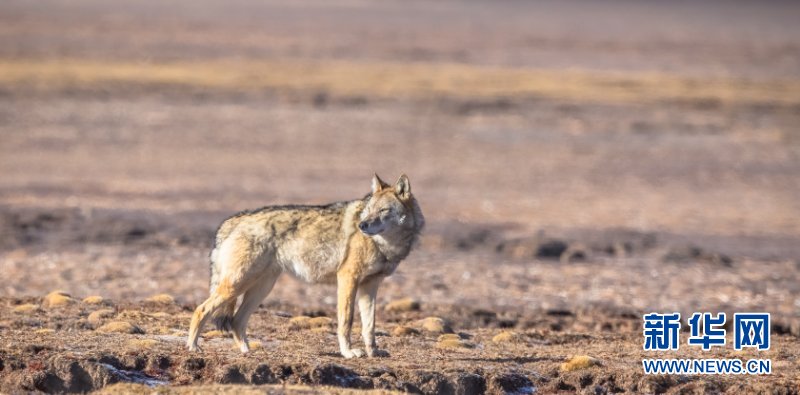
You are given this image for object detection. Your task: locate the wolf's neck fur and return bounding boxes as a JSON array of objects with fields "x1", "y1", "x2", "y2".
[
  {"x1": 370, "y1": 197, "x2": 424, "y2": 263},
  {"x1": 372, "y1": 230, "x2": 415, "y2": 263}
]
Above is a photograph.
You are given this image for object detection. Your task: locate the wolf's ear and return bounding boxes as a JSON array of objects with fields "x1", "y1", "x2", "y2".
[
  {"x1": 372, "y1": 173, "x2": 388, "y2": 194},
  {"x1": 395, "y1": 174, "x2": 411, "y2": 199}
]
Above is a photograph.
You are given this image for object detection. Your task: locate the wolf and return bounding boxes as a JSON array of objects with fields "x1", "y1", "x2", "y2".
[{"x1": 186, "y1": 174, "x2": 424, "y2": 358}]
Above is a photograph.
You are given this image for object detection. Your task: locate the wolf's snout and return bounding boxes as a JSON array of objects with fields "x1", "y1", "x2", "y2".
[{"x1": 358, "y1": 221, "x2": 369, "y2": 231}]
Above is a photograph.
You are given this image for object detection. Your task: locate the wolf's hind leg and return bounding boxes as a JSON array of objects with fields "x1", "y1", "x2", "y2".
[
  {"x1": 186, "y1": 279, "x2": 242, "y2": 352},
  {"x1": 231, "y1": 268, "x2": 281, "y2": 353}
]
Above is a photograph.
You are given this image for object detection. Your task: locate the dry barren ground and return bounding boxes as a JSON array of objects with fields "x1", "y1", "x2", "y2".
[
  {"x1": 2, "y1": 290, "x2": 798, "y2": 394},
  {"x1": 1, "y1": 0, "x2": 799, "y2": 393}
]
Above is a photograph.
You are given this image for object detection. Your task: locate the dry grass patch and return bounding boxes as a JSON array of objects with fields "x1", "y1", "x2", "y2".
[
  {"x1": 308, "y1": 316, "x2": 333, "y2": 328},
  {"x1": 436, "y1": 338, "x2": 475, "y2": 350},
  {"x1": 289, "y1": 316, "x2": 311, "y2": 330},
  {"x1": 145, "y1": 294, "x2": 175, "y2": 304},
  {"x1": 492, "y1": 331, "x2": 521, "y2": 343},
  {"x1": 391, "y1": 326, "x2": 419, "y2": 337},
  {"x1": 96, "y1": 321, "x2": 144, "y2": 334},
  {"x1": 561, "y1": 355, "x2": 602, "y2": 372},
  {"x1": 437, "y1": 333, "x2": 461, "y2": 342},
  {"x1": 127, "y1": 339, "x2": 160, "y2": 349},
  {"x1": 246, "y1": 340, "x2": 263, "y2": 351},
  {"x1": 82, "y1": 296, "x2": 105, "y2": 304},
  {"x1": 311, "y1": 326, "x2": 332, "y2": 334},
  {"x1": 1, "y1": 59, "x2": 798, "y2": 106},
  {"x1": 384, "y1": 298, "x2": 420, "y2": 312},
  {"x1": 88, "y1": 309, "x2": 116, "y2": 324},
  {"x1": 420, "y1": 317, "x2": 453, "y2": 334},
  {"x1": 12, "y1": 304, "x2": 39, "y2": 314},
  {"x1": 42, "y1": 291, "x2": 73, "y2": 308}
]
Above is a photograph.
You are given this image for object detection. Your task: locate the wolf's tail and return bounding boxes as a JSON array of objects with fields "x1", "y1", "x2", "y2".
[
  {"x1": 210, "y1": 303, "x2": 235, "y2": 332},
  {"x1": 208, "y1": 247, "x2": 236, "y2": 332}
]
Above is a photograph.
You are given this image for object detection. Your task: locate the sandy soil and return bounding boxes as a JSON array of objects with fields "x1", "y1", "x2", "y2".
[{"x1": 0, "y1": 0, "x2": 799, "y2": 393}]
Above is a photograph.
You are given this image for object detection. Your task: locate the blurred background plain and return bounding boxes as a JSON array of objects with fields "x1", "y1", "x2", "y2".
[{"x1": 0, "y1": 0, "x2": 798, "y2": 323}]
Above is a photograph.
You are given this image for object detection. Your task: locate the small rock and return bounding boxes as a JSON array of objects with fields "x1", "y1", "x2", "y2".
[
  {"x1": 492, "y1": 331, "x2": 520, "y2": 343},
  {"x1": 392, "y1": 326, "x2": 420, "y2": 337},
  {"x1": 561, "y1": 355, "x2": 602, "y2": 371},
  {"x1": 43, "y1": 291, "x2": 72, "y2": 308},
  {"x1": 289, "y1": 316, "x2": 312, "y2": 329},
  {"x1": 145, "y1": 294, "x2": 174, "y2": 304},
  {"x1": 35, "y1": 328, "x2": 55, "y2": 334},
  {"x1": 421, "y1": 316, "x2": 453, "y2": 334},
  {"x1": 88, "y1": 309, "x2": 116, "y2": 324},
  {"x1": 96, "y1": 321, "x2": 143, "y2": 334},
  {"x1": 82, "y1": 296, "x2": 105, "y2": 304},
  {"x1": 12, "y1": 303, "x2": 39, "y2": 314},
  {"x1": 384, "y1": 298, "x2": 420, "y2": 312}
]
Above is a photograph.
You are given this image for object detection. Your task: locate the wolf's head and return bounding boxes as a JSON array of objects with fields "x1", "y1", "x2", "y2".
[{"x1": 359, "y1": 174, "x2": 423, "y2": 237}]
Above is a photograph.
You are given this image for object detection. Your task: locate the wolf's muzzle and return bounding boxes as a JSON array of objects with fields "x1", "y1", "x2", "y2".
[{"x1": 359, "y1": 220, "x2": 382, "y2": 235}]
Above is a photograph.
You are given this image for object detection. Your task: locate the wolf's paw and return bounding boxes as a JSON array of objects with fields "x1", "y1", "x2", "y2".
[
  {"x1": 341, "y1": 348, "x2": 365, "y2": 359},
  {"x1": 367, "y1": 348, "x2": 390, "y2": 358},
  {"x1": 186, "y1": 343, "x2": 202, "y2": 352}
]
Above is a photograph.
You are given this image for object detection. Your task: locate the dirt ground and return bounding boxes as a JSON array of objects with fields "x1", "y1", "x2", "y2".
[{"x1": 1, "y1": 0, "x2": 799, "y2": 393}]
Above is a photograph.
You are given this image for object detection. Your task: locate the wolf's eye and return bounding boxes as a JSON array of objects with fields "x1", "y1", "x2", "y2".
[{"x1": 379, "y1": 208, "x2": 391, "y2": 215}]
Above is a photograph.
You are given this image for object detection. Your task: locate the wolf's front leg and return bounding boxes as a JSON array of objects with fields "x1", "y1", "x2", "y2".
[
  {"x1": 337, "y1": 273, "x2": 364, "y2": 358},
  {"x1": 358, "y1": 275, "x2": 389, "y2": 357}
]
